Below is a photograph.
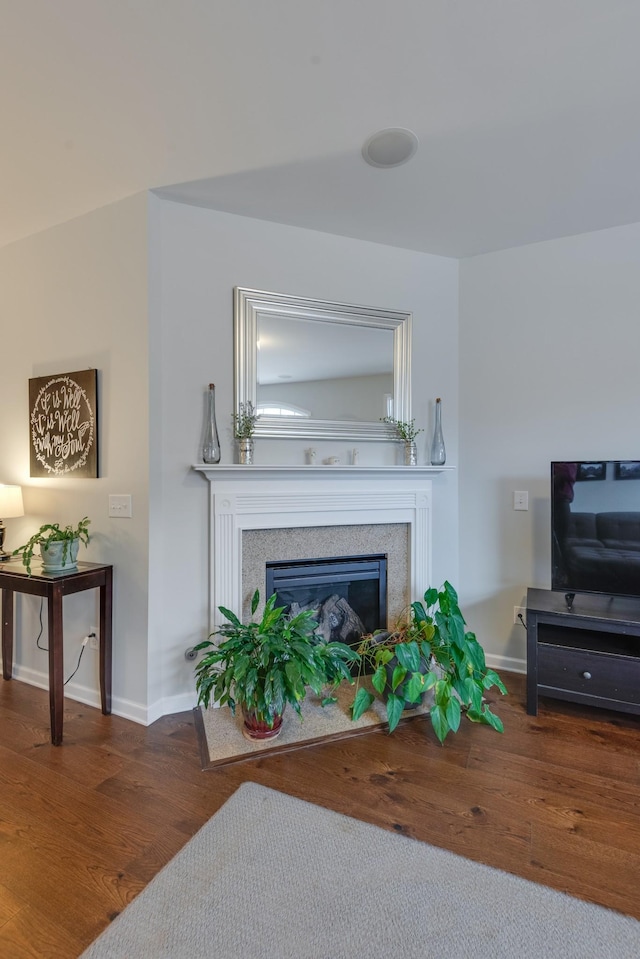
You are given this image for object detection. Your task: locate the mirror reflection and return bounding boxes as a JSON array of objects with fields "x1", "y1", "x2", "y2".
[{"x1": 257, "y1": 315, "x2": 394, "y2": 422}]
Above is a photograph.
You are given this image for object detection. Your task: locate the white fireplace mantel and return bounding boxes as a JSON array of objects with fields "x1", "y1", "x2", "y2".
[{"x1": 193, "y1": 464, "x2": 452, "y2": 627}]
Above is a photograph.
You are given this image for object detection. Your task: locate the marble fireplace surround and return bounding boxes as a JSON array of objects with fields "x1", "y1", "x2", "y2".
[{"x1": 193, "y1": 466, "x2": 443, "y2": 630}]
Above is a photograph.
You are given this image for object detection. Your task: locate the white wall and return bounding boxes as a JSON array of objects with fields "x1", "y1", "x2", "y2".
[
  {"x1": 5, "y1": 193, "x2": 638, "y2": 720},
  {"x1": 459, "y1": 222, "x2": 640, "y2": 672},
  {"x1": 148, "y1": 198, "x2": 460, "y2": 712},
  {"x1": 0, "y1": 194, "x2": 151, "y2": 721}
]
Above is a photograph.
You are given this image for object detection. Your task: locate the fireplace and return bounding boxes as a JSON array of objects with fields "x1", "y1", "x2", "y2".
[
  {"x1": 192, "y1": 465, "x2": 436, "y2": 632},
  {"x1": 266, "y1": 553, "x2": 387, "y2": 646},
  {"x1": 243, "y1": 524, "x2": 406, "y2": 625}
]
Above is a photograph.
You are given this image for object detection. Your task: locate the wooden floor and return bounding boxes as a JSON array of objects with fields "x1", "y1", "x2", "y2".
[{"x1": 1, "y1": 671, "x2": 640, "y2": 957}]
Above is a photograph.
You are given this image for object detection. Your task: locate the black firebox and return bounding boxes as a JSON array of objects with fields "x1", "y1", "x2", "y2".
[{"x1": 265, "y1": 554, "x2": 387, "y2": 649}]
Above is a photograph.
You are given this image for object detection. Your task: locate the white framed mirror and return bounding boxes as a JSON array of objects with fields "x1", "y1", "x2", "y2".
[{"x1": 234, "y1": 287, "x2": 411, "y2": 440}]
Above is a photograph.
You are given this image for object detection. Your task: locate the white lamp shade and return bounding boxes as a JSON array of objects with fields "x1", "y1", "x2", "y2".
[{"x1": 0, "y1": 485, "x2": 24, "y2": 518}]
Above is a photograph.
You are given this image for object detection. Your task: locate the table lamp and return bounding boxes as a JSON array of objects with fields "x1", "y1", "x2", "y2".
[{"x1": 0, "y1": 484, "x2": 24, "y2": 561}]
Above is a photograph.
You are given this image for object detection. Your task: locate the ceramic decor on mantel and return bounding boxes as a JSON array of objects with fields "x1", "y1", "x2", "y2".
[
  {"x1": 238, "y1": 438, "x2": 254, "y2": 465},
  {"x1": 404, "y1": 442, "x2": 417, "y2": 466}
]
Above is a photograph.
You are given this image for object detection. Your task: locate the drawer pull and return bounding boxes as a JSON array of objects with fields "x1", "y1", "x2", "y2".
[{"x1": 582, "y1": 671, "x2": 592, "y2": 680}]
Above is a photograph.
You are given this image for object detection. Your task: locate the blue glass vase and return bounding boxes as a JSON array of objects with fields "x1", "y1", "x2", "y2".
[
  {"x1": 202, "y1": 383, "x2": 221, "y2": 464},
  {"x1": 430, "y1": 397, "x2": 446, "y2": 466}
]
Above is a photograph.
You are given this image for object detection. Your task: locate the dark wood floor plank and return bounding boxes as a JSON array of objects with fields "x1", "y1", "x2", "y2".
[
  {"x1": 0, "y1": 746, "x2": 160, "y2": 861},
  {"x1": 0, "y1": 903, "x2": 83, "y2": 959},
  {"x1": 530, "y1": 821, "x2": 640, "y2": 918},
  {"x1": 468, "y1": 745, "x2": 640, "y2": 852},
  {"x1": 0, "y1": 795, "x2": 146, "y2": 942},
  {"x1": 0, "y1": 878, "x2": 24, "y2": 927}
]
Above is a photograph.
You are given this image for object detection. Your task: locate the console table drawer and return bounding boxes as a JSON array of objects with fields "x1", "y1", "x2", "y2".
[{"x1": 538, "y1": 644, "x2": 640, "y2": 705}]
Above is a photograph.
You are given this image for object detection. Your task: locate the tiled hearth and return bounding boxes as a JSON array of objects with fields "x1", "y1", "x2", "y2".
[{"x1": 193, "y1": 466, "x2": 439, "y2": 630}]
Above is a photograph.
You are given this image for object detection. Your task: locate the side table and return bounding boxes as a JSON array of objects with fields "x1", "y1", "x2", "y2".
[{"x1": 1, "y1": 560, "x2": 113, "y2": 745}]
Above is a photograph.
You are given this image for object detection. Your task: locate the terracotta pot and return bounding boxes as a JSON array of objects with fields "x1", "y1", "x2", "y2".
[{"x1": 241, "y1": 704, "x2": 284, "y2": 741}]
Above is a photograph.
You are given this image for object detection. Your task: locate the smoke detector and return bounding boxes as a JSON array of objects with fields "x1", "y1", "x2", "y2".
[{"x1": 362, "y1": 128, "x2": 419, "y2": 168}]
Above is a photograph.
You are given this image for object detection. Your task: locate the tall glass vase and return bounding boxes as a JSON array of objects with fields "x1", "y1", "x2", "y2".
[
  {"x1": 430, "y1": 397, "x2": 446, "y2": 466},
  {"x1": 202, "y1": 383, "x2": 221, "y2": 464}
]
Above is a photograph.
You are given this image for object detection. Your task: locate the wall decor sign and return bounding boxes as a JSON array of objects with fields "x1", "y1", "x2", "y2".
[{"x1": 29, "y1": 369, "x2": 98, "y2": 478}]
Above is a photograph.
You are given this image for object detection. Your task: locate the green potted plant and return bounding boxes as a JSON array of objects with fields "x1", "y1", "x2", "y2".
[
  {"x1": 193, "y1": 589, "x2": 359, "y2": 740},
  {"x1": 351, "y1": 581, "x2": 507, "y2": 744},
  {"x1": 381, "y1": 416, "x2": 424, "y2": 465},
  {"x1": 232, "y1": 401, "x2": 259, "y2": 465},
  {"x1": 13, "y1": 517, "x2": 91, "y2": 576}
]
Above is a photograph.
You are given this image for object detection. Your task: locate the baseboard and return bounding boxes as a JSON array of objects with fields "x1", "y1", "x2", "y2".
[
  {"x1": 4, "y1": 664, "x2": 150, "y2": 726},
  {"x1": 486, "y1": 653, "x2": 526, "y2": 675},
  {"x1": 145, "y1": 691, "x2": 198, "y2": 725}
]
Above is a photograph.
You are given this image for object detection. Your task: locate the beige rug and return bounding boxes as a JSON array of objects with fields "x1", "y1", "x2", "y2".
[
  {"x1": 80, "y1": 782, "x2": 640, "y2": 959},
  {"x1": 194, "y1": 679, "x2": 430, "y2": 768}
]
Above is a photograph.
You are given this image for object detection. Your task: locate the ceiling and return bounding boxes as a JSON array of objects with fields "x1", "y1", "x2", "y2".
[{"x1": 3, "y1": 1, "x2": 640, "y2": 258}]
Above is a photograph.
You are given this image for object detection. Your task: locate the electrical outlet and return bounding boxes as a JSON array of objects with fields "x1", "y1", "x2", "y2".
[
  {"x1": 90, "y1": 625, "x2": 99, "y2": 650},
  {"x1": 513, "y1": 491, "x2": 529, "y2": 511},
  {"x1": 514, "y1": 606, "x2": 526, "y2": 625}
]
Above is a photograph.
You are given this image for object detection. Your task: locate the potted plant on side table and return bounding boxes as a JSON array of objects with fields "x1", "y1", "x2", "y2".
[
  {"x1": 13, "y1": 517, "x2": 91, "y2": 576},
  {"x1": 193, "y1": 589, "x2": 359, "y2": 740},
  {"x1": 351, "y1": 580, "x2": 507, "y2": 744}
]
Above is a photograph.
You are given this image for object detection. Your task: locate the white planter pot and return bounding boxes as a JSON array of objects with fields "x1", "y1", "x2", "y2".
[{"x1": 40, "y1": 538, "x2": 79, "y2": 572}]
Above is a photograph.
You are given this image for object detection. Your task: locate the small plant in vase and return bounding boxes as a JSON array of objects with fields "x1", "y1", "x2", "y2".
[
  {"x1": 381, "y1": 416, "x2": 424, "y2": 465},
  {"x1": 13, "y1": 517, "x2": 91, "y2": 576},
  {"x1": 232, "y1": 401, "x2": 259, "y2": 465}
]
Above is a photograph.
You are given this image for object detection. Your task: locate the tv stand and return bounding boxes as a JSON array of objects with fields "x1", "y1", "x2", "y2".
[{"x1": 526, "y1": 587, "x2": 640, "y2": 718}]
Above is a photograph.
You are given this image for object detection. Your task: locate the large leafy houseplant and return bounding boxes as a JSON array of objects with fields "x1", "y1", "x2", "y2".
[
  {"x1": 193, "y1": 590, "x2": 358, "y2": 739},
  {"x1": 13, "y1": 517, "x2": 91, "y2": 576},
  {"x1": 351, "y1": 581, "x2": 507, "y2": 744}
]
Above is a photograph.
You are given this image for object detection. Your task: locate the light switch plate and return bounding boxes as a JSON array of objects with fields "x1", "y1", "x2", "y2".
[{"x1": 109, "y1": 494, "x2": 132, "y2": 518}]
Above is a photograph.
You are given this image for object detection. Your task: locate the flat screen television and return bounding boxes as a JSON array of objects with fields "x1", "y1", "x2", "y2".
[{"x1": 552, "y1": 461, "x2": 640, "y2": 600}]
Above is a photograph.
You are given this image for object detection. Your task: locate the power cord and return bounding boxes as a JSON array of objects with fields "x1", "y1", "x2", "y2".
[
  {"x1": 36, "y1": 597, "x2": 46, "y2": 651},
  {"x1": 64, "y1": 637, "x2": 89, "y2": 686},
  {"x1": 517, "y1": 612, "x2": 527, "y2": 631},
  {"x1": 34, "y1": 597, "x2": 95, "y2": 685}
]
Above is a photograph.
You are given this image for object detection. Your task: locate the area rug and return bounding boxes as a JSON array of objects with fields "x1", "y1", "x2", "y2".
[
  {"x1": 194, "y1": 678, "x2": 430, "y2": 768},
  {"x1": 80, "y1": 782, "x2": 640, "y2": 959}
]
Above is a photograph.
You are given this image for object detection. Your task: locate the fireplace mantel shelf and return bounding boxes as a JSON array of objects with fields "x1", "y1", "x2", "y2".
[{"x1": 193, "y1": 464, "x2": 453, "y2": 480}]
